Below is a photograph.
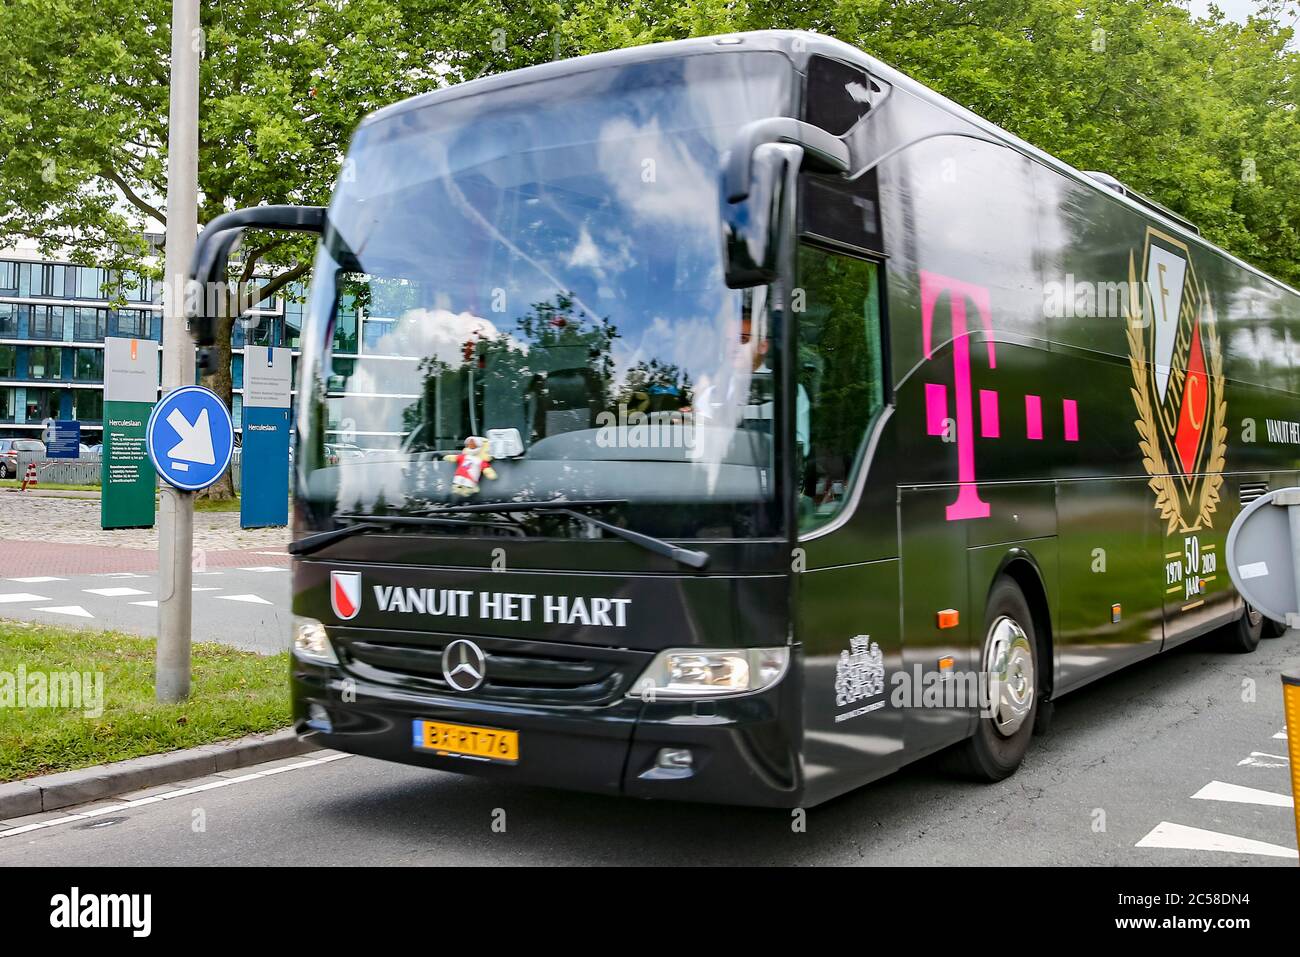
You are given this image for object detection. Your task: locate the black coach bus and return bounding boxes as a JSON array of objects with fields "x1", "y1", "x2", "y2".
[{"x1": 191, "y1": 31, "x2": 1300, "y2": 807}]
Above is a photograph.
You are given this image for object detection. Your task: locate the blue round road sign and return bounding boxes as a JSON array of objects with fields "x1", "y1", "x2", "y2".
[{"x1": 146, "y1": 385, "x2": 235, "y2": 491}]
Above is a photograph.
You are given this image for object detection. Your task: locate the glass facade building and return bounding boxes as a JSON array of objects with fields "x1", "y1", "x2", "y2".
[{"x1": 0, "y1": 241, "x2": 323, "y2": 443}]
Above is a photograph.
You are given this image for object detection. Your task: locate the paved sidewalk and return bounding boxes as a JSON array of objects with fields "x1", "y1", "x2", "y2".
[
  {"x1": 0, "y1": 491, "x2": 289, "y2": 550},
  {"x1": 0, "y1": 540, "x2": 288, "y2": 577}
]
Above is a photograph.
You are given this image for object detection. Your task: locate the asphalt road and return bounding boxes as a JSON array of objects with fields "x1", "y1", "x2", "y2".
[
  {"x1": 2, "y1": 629, "x2": 1296, "y2": 866},
  {"x1": 1, "y1": 566, "x2": 292, "y2": 653}
]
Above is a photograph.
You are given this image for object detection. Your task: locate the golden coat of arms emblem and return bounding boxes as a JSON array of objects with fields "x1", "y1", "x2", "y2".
[{"x1": 1124, "y1": 227, "x2": 1228, "y2": 534}]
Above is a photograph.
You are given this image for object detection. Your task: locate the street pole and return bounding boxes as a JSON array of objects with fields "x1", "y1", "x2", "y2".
[{"x1": 157, "y1": 0, "x2": 201, "y2": 703}]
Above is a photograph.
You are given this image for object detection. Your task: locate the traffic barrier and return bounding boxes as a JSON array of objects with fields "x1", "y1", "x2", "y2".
[
  {"x1": 1285, "y1": 672, "x2": 1299, "y2": 863},
  {"x1": 20, "y1": 462, "x2": 37, "y2": 490}
]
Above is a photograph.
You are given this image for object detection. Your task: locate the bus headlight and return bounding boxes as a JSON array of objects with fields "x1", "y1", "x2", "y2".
[
  {"x1": 630, "y1": 647, "x2": 789, "y2": 699},
  {"x1": 293, "y1": 615, "x2": 338, "y2": 664}
]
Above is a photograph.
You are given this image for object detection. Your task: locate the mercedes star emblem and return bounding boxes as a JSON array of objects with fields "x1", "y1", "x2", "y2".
[{"x1": 441, "y1": 639, "x2": 487, "y2": 692}]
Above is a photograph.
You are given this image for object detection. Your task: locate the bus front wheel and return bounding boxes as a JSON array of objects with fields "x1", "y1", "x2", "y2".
[{"x1": 956, "y1": 578, "x2": 1039, "y2": 782}]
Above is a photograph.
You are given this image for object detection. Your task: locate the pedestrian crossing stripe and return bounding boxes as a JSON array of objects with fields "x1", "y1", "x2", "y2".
[
  {"x1": 33, "y1": 605, "x2": 93, "y2": 619},
  {"x1": 1136, "y1": 821, "x2": 1297, "y2": 859},
  {"x1": 1191, "y1": 780, "x2": 1293, "y2": 808},
  {"x1": 0, "y1": 593, "x2": 51, "y2": 604},
  {"x1": 219, "y1": 594, "x2": 273, "y2": 605}
]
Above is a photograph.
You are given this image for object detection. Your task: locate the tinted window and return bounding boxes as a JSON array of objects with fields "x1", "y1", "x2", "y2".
[
  {"x1": 796, "y1": 243, "x2": 885, "y2": 531},
  {"x1": 805, "y1": 56, "x2": 874, "y2": 136}
]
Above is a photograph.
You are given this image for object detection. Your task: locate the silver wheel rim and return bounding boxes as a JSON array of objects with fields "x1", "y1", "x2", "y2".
[{"x1": 985, "y1": 615, "x2": 1034, "y2": 737}]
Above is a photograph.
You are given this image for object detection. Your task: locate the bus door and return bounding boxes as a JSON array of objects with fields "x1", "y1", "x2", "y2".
[{"x1": 791, "y1": 241, "x2": 905, "y2": 804}]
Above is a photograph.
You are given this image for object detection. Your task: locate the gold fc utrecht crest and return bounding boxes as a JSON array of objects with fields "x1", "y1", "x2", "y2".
[{"x1": 1125, "y1": 227, "x2": 1227, "y2": 534}]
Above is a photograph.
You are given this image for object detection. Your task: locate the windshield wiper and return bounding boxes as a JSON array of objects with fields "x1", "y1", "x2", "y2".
[
  {"x1": 417, "y1": 499, "x2": 710, "y2": 570},
  {"x1": 289, "y1": 514, "x2": 525, "y2": 557}
]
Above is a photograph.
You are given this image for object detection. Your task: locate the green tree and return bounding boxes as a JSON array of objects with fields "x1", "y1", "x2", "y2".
[{"x1": 0, "y1": 0, "x2": 494, "y2": 496}]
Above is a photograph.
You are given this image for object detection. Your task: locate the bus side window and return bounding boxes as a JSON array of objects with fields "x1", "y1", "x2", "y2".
[{"x1": 796, "y1": 244, "x2": 884, "y2": 532}]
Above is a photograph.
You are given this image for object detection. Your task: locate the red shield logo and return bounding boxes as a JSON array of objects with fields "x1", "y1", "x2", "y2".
[{"x1": 330, "y1": 571, "x2": 362, "y2": 621}]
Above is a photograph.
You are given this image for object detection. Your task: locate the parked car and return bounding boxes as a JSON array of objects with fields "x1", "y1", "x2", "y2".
[
  {"x1": 323, "y1": 443, "x2": 366, "y2": 465},
  {"x1": 0, "y1": 438, "x2": 46, "y2": 479},
  {"x1": 87, "y1": 444, "x2": 104, "y2": 459}
]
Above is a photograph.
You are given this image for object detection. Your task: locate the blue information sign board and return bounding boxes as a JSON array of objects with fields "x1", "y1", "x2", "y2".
[
  {"x1": 240, "y1": 346, "x2": 292, "y2": 528},
  {"x1": 46, "y1": 420, "x2": 81, "y2": 459},
  {"x1": 241, "y1": 407, "x2": 291, "y2": 526}
]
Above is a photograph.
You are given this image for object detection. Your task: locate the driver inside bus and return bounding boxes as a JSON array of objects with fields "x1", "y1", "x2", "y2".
[{"x1": 684, "y1": 289, "x2": 809, "y2": 462}]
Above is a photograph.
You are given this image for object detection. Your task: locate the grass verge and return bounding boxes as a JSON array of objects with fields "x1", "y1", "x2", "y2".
[
  {"x1": 0, "y1": 619, "x2": 290, "y2": 782},
  {"x1": 0, "y1": 480, "x2": 101, "y2": 491},
  {"x1": 193, "y1": 496, "x2": 242, "y2": 513}
]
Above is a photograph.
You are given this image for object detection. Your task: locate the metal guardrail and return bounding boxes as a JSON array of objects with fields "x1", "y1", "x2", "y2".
[
  {"x1": 11, "y1": 457, "x2": 246, "y2": 490},
  {"x1": 29, "y1": 460, "x2": 103, "y2": 485}
]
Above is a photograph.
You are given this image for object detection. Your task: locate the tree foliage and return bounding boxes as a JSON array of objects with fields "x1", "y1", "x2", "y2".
[{"x1": 1, "y1": 0, "x2": 1297, "y2": 487}]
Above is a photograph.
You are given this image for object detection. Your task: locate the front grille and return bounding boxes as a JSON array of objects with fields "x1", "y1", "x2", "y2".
[
  {"x1": 1240, "y1": 482, "x2": 1269, "y2": 505},
  {"x1": 334, "y1": 632, "x2": 649, "y2": 706}
]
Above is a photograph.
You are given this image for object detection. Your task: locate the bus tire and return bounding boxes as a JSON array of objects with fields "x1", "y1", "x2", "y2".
[
  {"x1": 1219, "y1": 603, "x2": 1265, "y2": 654},
  {"x1": 955, "y1": 578, "x2": 1038, "y2": 782}
]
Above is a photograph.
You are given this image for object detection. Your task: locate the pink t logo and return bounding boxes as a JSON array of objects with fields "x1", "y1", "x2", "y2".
[{"x1": 920, "y1": 271, "x2": 996, "y2": 521}]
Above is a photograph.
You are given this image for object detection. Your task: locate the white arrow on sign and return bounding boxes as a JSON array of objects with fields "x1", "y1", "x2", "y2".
[{"x1": 166, "y1": 407, "x2": 216, "y2": 470}]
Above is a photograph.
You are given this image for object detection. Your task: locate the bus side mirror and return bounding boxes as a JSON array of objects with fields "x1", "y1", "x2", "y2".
[
  {"x1": 188, "y1": 205, "x2": 326, "y2": 373},
  {"x1": 720, "y1": 119, "x2": 850, "y2": 289},
  {"x1": 720, "y1": 144, "x2": 791, "y2": 289}
]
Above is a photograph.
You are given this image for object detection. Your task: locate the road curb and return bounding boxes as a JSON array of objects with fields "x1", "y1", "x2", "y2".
[{"x1": 0, "y1": 729, "x2": 316, "y2": 819}]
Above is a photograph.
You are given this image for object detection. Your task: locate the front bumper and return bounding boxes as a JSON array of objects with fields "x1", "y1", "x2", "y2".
[{"x1": 291, "y1": 652, "x2": 804, "y2": 808}]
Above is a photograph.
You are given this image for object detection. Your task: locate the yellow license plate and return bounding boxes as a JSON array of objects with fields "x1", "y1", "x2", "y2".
[{"x1": 413, "y1": 719, "x2": 519, "y2": 763}]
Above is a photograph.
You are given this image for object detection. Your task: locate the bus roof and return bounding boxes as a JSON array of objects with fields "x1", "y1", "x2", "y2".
[{"x1": 360, "y1": 29, "x2": 1300, "y2": 303}]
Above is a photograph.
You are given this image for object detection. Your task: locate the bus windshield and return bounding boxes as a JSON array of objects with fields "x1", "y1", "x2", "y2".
[{"x1": 297, "y1": 52, "x2": 794, "y2": 539}]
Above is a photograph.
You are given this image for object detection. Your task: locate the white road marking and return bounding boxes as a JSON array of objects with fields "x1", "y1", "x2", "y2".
[
  {"x1": 1275, "y1": 731, "x2": 1289, "y2": 740},
  {"x1": 0, "y1": 752, "x2": 352, "y2": 840},
  {"x1": 192, "y1": 586, "x2": 221, "y2": 592},
  {"x1": 219, "y1": 594, "x2": 272, "y2": 605},
  {"x1": 1191, "y1": 780, "x2": 1294, "y2": 808},
  {"x1": 1136, "y1": 822, "x2": 1298, "y2": 859},
  {"x1": 83, "y1": 587, "x2": 149, "y2": 597},
  {"x1": 129, "y1": 600, "x2": 158, "y2": 608},
  {"x1": 0, "y1": 593, "x2": 51, "y2": 604},
  {"x1": 7, "y1": 576, "x2": 66, "y2": 583},
  {"x1": 238, "y1": 566, "x2": 286, "y2": 573},
  {"x1": 93, "y1": 572, "x2": 147, "y2": 579},
  {"x1": 252, "y1": 551, "x2": 287, "y2": 556},
  {"x1": 1238, "y1": 752, "x2": 1290, "y2": 768},
  {"x1": 32, "y1": 605, "x2": 93, "y2": 619}
]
